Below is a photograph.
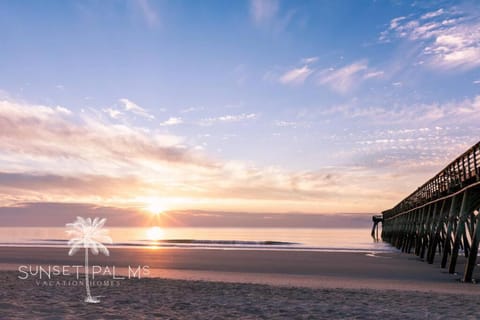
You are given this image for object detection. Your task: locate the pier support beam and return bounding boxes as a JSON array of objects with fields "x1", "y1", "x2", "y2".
[
  {"x1": 464, "y1": 212, "x2": 480, "y2": 282},
  {"x1": 449, "y1": 190, "x2": 472, "y2": 274},
  {"x1": 427, "y1": 200, "x2": 446, "y2": 264},
  {"x1": 441, "y1": 196, "x2": 459, "y2": 268}
]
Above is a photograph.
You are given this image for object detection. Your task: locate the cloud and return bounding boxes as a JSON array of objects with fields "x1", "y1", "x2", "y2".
[
  {"x1": 381, "y1": 7, "x2": 480, "y2": 70},
  {"x1": 119, "y1": 98, "x2": 154, "y2": 119},
  {"x1": 275, "y1": 120, "x2": 298, "y2": 127},
  {"x1": 181, "y1": 106, "x2": 204, "y2": 113},
  {"x1": 0, "y1": 203, "x2": 143, "y2": 227},
  {"x1": 305, "y1": 96, "x2": 480, "y2": 185},
  {"x1": 0, "y1": 99, "x2": 205, "y2": 176},
  {"x1": 103, "y1": 108, "x2": 123, "y2": 119},
  {"x1": 421, "y1": 8, "x2": 444, "y2": 20},
  {"x1": 335, "y1": 95, "x2": 479, "y2": 119},
  {"x1": 135, "y1": 0, "x2": 159, "y2": 26},
  {"x1": 276, "y1": 56, "x2": 380, "y2": 88},
  {"x1": 0, "y1": 97, "x2": 405, "y2": 213},
  {"x1": 0, "y1": 172, "x2": 144, "y2": 202},
  {"x1": 0, "y1": 203, "x2": 373, "y2": 227},
  {"x1": 0, "y1": 103, "x2": 399, "y2": 213},
  {"x1": 160, "y1": 117, "x2": 183, "y2": 126},
  {"x1": 363, "y1": 71, "x2": 384, "y2": 79},
  {"x1": 301, "y1": 56, "x2": 319, "y2": 64},
  {"x1": 279, "y1": 65, "x2": 313, "y2": 85},
  {"x1": 200, "y1": 113, "x2": 258, "y2": 126},
  {"x1": 317, "y1": 61, "x2": 382, "y2": 93},
  {"x1": 250, "y1": 0, "x2": 278, "y2": 24},
  {"x1": 2, "y1": 95, "x2": 475, "y2": 214},
  {"x1": 390, "y1": 16, "x2": 406, "y2": 29},
  {"x1": 342, "y1": 123, "x2": 478, "y2": 177},
  {"x1": 274, "y1": 120, "x2": 309, "y2": 128}
]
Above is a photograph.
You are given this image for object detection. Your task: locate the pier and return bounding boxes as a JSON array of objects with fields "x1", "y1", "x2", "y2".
[{"x1": 381, "y1": 141, "x2": 480, "y2": 282}]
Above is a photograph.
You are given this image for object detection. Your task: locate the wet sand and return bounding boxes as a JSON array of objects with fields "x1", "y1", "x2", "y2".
[{"x1": 0, "y1": 247, "x2": 479, "y2": 319}]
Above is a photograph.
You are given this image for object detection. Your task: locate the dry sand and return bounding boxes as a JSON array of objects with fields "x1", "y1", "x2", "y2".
[{"x1": 0, "y1": 247, "x2": 479, "y2": 319}]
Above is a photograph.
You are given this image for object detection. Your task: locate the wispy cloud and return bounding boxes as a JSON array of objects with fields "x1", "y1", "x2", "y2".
[
  {"x1": 421, "y1": 8, "x2": 444, "y2": 20},
  {"x1": 103, "y1": 108, "x2": 123, "y2": 119},
  {"x1": 318, "y1": 95, "x2": 480, "y2": 127},
  {"x1": 274, "y1": 120, "x2": 309, "y2": 129},
  {"x1": 200, "y1": 113, "x2": 258, "y2": 126},
  {"x1": 134, "y1": 0, "x2": 159, "y2": 27},
  {"x1": 305, "y1": 96, "x2": 480, "y2": 181},
  {"x1": 388, "y1": 17, "x2": 406, "y2": 31},
  {"x1": 160, "y1": 117, "x2": 183, "y2": 126},
  {"x1": 275, "y1": 56, "x2": 319, "y2": 85},
  {"x1": 363, "y1": 70, "x2": 384, "y2": 79},
  {"x1": 275, "y1": 120, "x2": 298, "y2": 127},
  {"x1": 317, "y1": 60, "x2": 382, "y2": 94},
  {"x1": 0, "y1": 99, "x2": 200, "y2": 174},
  {"x1": 181, "y1": 106, "x2": 204, "y2": 113},
  {"x1": 381, "y1": 7, "x2": 480, "y2": 70},
  {"x1": 279, "y1": 65, "x2": 313, "y2": 85},
  {"x1": 119, "y1": 98, "x2": 154, "y2": 119},
  {"x1": 271, "y1": 58, "x2": 383, "y2": 91},
  {"x1": 0, "y1": 97, "x2": 214, "y2": 205},
  {"x1": 250, "y1": 0, "x2": 278, "y2": 25},
  {"x1": 301, "y1": 56, "x2": 319, "y2": 64}
]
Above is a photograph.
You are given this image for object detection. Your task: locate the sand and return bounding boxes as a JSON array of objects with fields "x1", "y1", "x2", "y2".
[{"x1": 1, "y1": 247, "x2": 479, "y2": 319}]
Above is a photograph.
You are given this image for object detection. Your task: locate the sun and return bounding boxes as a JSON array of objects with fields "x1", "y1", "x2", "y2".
[
  {"x1": 146, "y1": 226, "x2": 164, "y2": 241},
  {"x1": 145, "y1": 200, "x2": 166, "y2": 216}
]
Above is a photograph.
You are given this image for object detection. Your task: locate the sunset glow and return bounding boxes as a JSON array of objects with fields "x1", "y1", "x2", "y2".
[
  {"x1": 0, "y1": 0, "x2": 479, "y2": 221},
  {"x1": 145, "y1": 200, "x2": 166, "y2": 216}
]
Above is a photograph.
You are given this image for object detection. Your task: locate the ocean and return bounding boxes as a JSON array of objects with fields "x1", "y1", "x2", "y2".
[{"x1": 0, "y1": 227, "x2": 394, "y2": 253}]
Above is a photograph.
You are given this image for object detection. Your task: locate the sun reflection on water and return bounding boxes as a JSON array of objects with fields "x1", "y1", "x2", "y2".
[{"x1": 146, "y1": 226, "x2": 164, "y2": 241}]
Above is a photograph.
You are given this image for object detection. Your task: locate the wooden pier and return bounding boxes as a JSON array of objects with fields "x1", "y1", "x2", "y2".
[{"x1": 381, "y1": 141, "x2": 480, "y2": 283}]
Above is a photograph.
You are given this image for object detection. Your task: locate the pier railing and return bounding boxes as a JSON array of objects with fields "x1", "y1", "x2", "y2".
[{"x1": 381, "y1": 141, "x2": 480, "y2": 283}]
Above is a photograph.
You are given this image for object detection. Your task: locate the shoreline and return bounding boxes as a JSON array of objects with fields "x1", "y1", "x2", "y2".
[{"x1": 1, "y1": 246, "x2": 479, "y2": 294}]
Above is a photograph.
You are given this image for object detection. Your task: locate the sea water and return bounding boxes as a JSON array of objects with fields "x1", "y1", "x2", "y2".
[{"x1": 0, "y1": 227, "x2": 394, "y2": 253}]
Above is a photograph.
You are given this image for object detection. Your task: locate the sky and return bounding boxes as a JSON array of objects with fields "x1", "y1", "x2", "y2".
[{"x1": 0, "y1": 0, "x2": 479, "y2": 224}]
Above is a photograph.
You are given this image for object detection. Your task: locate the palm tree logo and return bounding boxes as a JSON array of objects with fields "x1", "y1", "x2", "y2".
[{"x1": 66, "y1": 217, "x2": 113, "y2": 304}]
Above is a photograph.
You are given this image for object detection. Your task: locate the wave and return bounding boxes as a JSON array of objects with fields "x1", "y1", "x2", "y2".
[
  {"x1": 139, "y1": 239, "x2": 298, "y2": 245},
  {"x1": 25, "y1": 238, "x2": 298, "y2": 246},
  {"x1": 0, "y1": 238, "x2": 397, "y2": 253}
]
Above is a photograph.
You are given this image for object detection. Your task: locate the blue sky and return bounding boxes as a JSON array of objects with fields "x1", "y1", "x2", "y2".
[{"x1": 0, "y1": 0, "x2": 479, "y2": 216}]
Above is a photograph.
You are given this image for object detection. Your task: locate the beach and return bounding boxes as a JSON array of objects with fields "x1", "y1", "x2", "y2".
[
  {"x1": 1, "y1": 247, "x2": 480, "y2": 319},
  {"x1": 3, "y1": 0, "x2": 480, "y2": 319}
]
